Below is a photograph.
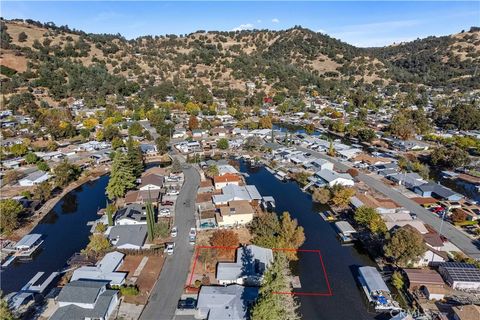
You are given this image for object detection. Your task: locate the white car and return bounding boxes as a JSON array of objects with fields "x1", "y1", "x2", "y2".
[
  {"x1": 159, "y1": 208, "x2": 171, "y2": 216},
  {"x1": 165, "y1": 243, "x2": 175, "y2": 255},
  {"x1": 171, "y1": 227, "x2": 178, "y2": 238},
  {"x1": 167, "y1": 190, "x2": 180, "y2": 196},
  {"x1": 189, "y1": 227, "x2": 196, "y2": 237}
]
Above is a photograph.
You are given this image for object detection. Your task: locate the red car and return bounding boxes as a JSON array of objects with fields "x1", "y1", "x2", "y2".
[
  {"x1": 432, "y1": 206, "x2": 445, "y2": 213},
  {"x1": 161, "y1": 200, "x2": 174, "y2": 206}
]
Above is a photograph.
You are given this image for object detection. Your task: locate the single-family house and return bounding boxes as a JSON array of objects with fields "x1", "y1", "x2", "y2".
[
  {"x1": 212, "y1": 185, "x2": 262, "y2": 206},
  {"x1": 172, "y1": 128, "x2": 187, "y2": 139},
  {"x1": 213, "y1": 173, "x2": 241, "y2": 190},
  {"x1": 49, "y1": 280, "x2": 119, "y2": 320},
  {"x1": 124, "y1": 189, "x2": 161, "y2": 206},
  {"x1": 413, "y1": 183, "x2": 463, "y2": 201},
  {"x1": 388, "y1": 172, "x2": 426, "y2": 189},
  {"x1": 308, "y1": 158, "x2": 334, "y2": 171},
  {"x1": 337, "y1": 148, "x2": 362, "y2": 160},
  {"x1": 216, "y1": 200, "x2": 255, "y2": 227},
  {"x1": 195, "y1": 285, "x2": 259, "y2": 320},
  {"x1": 314, "y1": 169, "x2": 354, "y2": 187},
  {"x1": 19, "y1": 171, "x2": 51, "y2": 187},
  {"x1": 438, "y1": 262, "x2": 480, "y2": 291},
  {"x1": 70, "y1": 251, "x2": 126, "y2": 285},
  {"x1": 114, "y1": 204, "x2": 147, "y2": 225},
  {"x1": 139, "y1": 174, "x2": 164, "y2": 191},
  {"x1": 107, "y1": 225, "x2": 147, "y2": 250},
  {"x1": 211, "y1": 127, "x2": 227, "y2": 137},
  {"x1": 216, "y1": 245, "x2": 273, "y2": 285},
  {"x1": 403, "y1": 268, "x2": 448, "y2": 300}
]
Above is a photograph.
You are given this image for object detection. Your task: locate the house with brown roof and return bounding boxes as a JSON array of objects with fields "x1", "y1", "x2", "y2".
[
  {"x1": 139, "y1": 174, "x2": 164, "y2": 191},
  {"x1": 216, "y1": 200, "x2": 255, "y2": 227},
  {"x1": 403, "y1": 268, "x2": 448, "y2": 300},
  {"x1": 124, "y1": 189, "x2": 161, "y2": 206},
  {"x1": 213, "y1": 173, "x2": 241, "y2": 190}
]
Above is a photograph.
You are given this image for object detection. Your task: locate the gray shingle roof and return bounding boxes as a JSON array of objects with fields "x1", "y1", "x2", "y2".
[
  {"x1": 197, "y1": 285, "x2": 258, "y2": 320},
  {"x1": 57, "y1": 280, "x2": 108, "y2": 304},
  {"x1": 108, "y1": 225, "x2": 147, "y2": 247},
  {"x1": 51, "y1": 289, "x2": 117, "y2": 320}
]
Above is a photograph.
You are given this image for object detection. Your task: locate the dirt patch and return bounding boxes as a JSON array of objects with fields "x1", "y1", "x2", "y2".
[
  {"x1": 0, "y1": 51, "x2": 28, "y2": 72},
  {"x1": 196, "y1": 227, "x2": 251, "y2": 247}
]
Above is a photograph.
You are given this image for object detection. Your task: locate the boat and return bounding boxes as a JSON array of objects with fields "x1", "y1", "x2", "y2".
[
  {"x1": 4, "y1": 234, "x2": 44, "y2": 259},
  {"x1": 335, "y1": 221, "x2": 356, "y2": 244},
  {"x1": 274, "y1": 170, "x2": 288, "y2": 181},
  {"x1": 261, "y1": 196, "x2": 276, "y2": 212},
  {"x1": 357, "y1": 266, "x2": 402, "y2": 312}
]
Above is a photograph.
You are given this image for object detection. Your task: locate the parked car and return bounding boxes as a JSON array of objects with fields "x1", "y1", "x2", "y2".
[
  {"x1": 159, "y1": 208, "x2": 171, "y2": 216},
  {"x1": 177, "y1": 298, "x2": 196, "y2": 310},
  {"x1": 167, "y1": 190, "x2": 180, "y2": 196},
  {"x1": 165, "y1": 242, "x2": 175, "y2": 255},
  {"x1": 189, "y1": 227, "x2": 196, "y2": 237},
  {"x1": 161, "y1": 200, "x2": 174, "y2": 206},
  {"x1": 171, "y1": 226, "x2": 177, "y2": 238},
  {"x1": 189, "y1": 235, "x2": 196, "y2": 245}
]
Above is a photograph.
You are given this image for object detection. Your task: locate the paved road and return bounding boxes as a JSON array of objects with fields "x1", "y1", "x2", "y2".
[
  {"x1": 140, "y1": 159, "x2": 200, "y2": 320},
  {"x1": 296, "y1": 146, "x2": 480, "y2": 259}
]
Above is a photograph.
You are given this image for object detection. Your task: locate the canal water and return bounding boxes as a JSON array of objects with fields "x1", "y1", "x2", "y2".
[
  {"x1": 0, "y1": 175, "x2": 109, "y2": 295},
  {"x1": 240, "y1": 163, "x2": 383, "y2": 320}
]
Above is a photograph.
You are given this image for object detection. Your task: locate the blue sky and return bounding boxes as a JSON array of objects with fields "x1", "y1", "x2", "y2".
[{"x1": 1, "y1": 1, "x2": 479, "y2": 47}]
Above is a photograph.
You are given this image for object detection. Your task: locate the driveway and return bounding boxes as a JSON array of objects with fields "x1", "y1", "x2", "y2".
[
  {"x1": 296, "y1": 146, "x2": 480, "y2": 259},
  {"x1": 140, "y1": 160, "x2": 200, "y2": 320}
]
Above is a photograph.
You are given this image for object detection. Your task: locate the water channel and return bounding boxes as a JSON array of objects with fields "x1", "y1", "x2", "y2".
[{"x1": 1, "y1": 175, "x2": 109, "y2": 295}]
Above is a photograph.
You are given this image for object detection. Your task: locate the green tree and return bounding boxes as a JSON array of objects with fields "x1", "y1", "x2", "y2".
[
  {"x1": 171, "y1": 158, "x2": 182, "y2": 173},
  {"x1": 384, "y1": 226, "x2": 427, "y2": 267},
  {"x1": 9, "y1": 143, "x2": 28, "y2": 157},
  {"x1": 327, "y1": 140, "x2": 335, "y2": 157},
  {"x1": 205, "y1": 164, "x2": 219, "y2": 177},
  {"x1": 37, "y1": 160, "x2": 50, "y2": 172},
  {"x1": 128, "y1": 121, "x2": 144, "y2": 136},
  {"x1": 83, "y1": 234, "x2": 111, "y2": 256},
  {"x1": 251, "y1": 253, "x2": 300, "y2": 320},
  {"x1": 0, "y1": 199, "x2": 23, "y2": 234},
  {"x1": 54, "y1": 160, "x2": 81, "y2": 188},
  {"x1": 331, "y1": 186, "x2": 355, "y2": 208},
  {"x1": 145, "y1": 197, "x2": 155, "y2": 242},
  {"x1": 250, "y1": 212, "x2": 304, "y2": 261},
  {"x1": 106, "y1": 203, "x2": 116, "y2": 226},
  {"x1": 155, "y1": 136, "x2": 169, "y2": 154},
  {"x1": 430, "y1": 146, "x2": 470, "y2": 169},
  {"x1": 18, "y1": 31, "x2": 27, "y2": 42},
  {"x1": 354, "y1": 206, "x2": 387, "y2": 234},
  {"x1": 217, "y1": 138, "x2": 229, "y2": 150},
  {"x1": 312, "y1": 187, "x2": 331, "y2": 204},
  {"x1": 0, "y1": 291, "x2": 15, "y2": 320},
  {"x1": 126, "y1": 137, "x2": 144, "y2": 177},
  {"x1": 25, "y1": 152, "x2": 39, "y2": 164},
  {"x1": 106, "y1": 153, "x2": 136, "y2": 200},
  {"x1": 33, "y1": 181, "x2": 52, "y2": 202},
  {"x1": 392, "y1": 271, "x2": 404, "y2": 290}
]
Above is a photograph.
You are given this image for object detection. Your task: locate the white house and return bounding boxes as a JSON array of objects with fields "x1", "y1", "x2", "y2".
[
  {"x1": 19, "y1": 171, "x2": 51, "y2": 187},
  {"x1": 314, "y1": 169, "x2": 354, "y2": 187},
  {"x1": 216, "y1": 200, "x2": 255, "y2": 227},
  {"x1": 70, "y1": 252, "x2": 126, "y2": 285}
]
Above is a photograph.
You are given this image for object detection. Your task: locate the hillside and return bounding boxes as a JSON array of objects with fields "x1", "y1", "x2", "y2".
[{"x1": 1, "y1": 18, "x2": 479, "y2": 105}]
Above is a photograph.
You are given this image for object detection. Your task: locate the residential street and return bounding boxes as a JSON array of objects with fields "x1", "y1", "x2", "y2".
[
  {"x1": 140, "y1": 160, "x2": 200, "y2": 320},
  {"x1": 296, "y1": 146, "x2": 480, "y2": 259}
]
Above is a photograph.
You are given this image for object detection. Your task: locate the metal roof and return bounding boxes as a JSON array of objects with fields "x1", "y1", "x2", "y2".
[
  {"x1": 358, "y1": 266, "x2": 390, "y2": 293},
  {"x1": 15, "y1": 234, "x2": 42, "y2": 249}
]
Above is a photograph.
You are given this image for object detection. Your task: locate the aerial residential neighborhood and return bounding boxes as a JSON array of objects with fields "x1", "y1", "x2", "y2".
[{"x1": 0, "y1": 1, "x2": 480, "y2": 320}]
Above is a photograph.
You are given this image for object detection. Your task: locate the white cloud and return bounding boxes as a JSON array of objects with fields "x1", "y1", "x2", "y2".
[
  {"x1": 271, "y1": 18, "x2": 280, "y2": 23},
  {"x1": 257, "y1": 19, "x2": 262, "y2": 23},
  {"x1": 231, "y1": 23, "x2": 254, "y2": 31}
]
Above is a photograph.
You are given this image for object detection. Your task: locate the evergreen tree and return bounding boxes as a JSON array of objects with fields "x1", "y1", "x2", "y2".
[
  {"x1": 251, "y1": 253, "x2": 300, "y2": 320},
  {"x1": 145, "y1": 192, "x2": 155, "y2": 242},
  {"x1": 106, "y1": 153, "x2": 136, "y2": 200},
  {"x1": 126, "y1": 136, "x2": 144, "y2": 177}
]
